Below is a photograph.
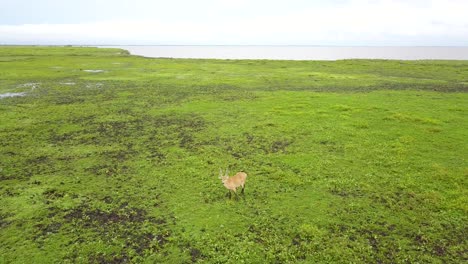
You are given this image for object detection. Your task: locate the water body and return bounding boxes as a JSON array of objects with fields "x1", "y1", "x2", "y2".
[
  {"x1": 0, "y1": 92, "x2": 26, "y2": 99},
  {"x1": 104, "y1": 46, "x2": 468, "y2": 60}
]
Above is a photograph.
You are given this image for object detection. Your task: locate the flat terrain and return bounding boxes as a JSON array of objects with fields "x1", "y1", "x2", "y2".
[{"x1": 0, "y1": 46, "x2": 467, "y2": 263}]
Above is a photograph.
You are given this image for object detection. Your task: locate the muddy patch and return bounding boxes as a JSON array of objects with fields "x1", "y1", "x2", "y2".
[
  {"x1": 222, "y1": 133, "x2": 294, "y2": 158},
  {"x1": 85, "y1": 164, "x2": 130, "y2": 177},
  {"x1": 100, "y1": 148, "x2": 137, "y2": 162},
  {"x1": 43, "y1": 188, "x2": 65, "y2": 200},
  {"x1": 64, "y1": 205, "x2": 147, "y2": 225},
  {"x1": 62, "y1": 202, "x2": 173, "y2": 262},
  {"x1": 0, "y1": 213, "x2": 13, "y2": 228},
  {"x1": 35, "y1": 222, "x2": 63, "y2": 238},
  {"x1": 2, "y1": 155, "x2": 57, "y2": 180},
  {"x1": 190, "y1": 248, "x2": 204, "y2": 262},
  {"x1": 67, "y1": 113, "x2": 207, "y2": 148},
  {"x1": 87, "y1": 252, "x2": 130, "y2": 264}
]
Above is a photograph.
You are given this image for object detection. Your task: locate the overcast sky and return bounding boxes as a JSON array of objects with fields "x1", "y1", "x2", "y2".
[{"x1": 0, "y1": 0, "x2": 467, "y2": 45}]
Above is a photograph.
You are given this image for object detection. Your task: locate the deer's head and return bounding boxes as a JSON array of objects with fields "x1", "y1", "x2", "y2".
[{"x1": 218, "y1": 168, "x2": 229, "y2": 183}]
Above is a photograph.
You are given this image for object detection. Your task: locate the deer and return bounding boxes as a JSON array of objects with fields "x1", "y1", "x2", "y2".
[{"x1": 218, "y1": 168, "x2": 247, "y2": 199}]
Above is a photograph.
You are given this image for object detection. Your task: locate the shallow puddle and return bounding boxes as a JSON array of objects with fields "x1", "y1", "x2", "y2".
[
  {"x1": 0, "y1": 92, "x2": 26, "y2": 99},
  {"x1": 83, "y1": 70, "x2": 105, "y2": 73},
  {"x1": 19, "y1": 83, "x2": 39, "y2": 90},
  {"x1": 85, "y1": 83, "x2": 104, "y2": 88}
]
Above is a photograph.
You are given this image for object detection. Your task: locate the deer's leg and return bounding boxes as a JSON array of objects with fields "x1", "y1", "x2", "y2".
[{"x1": 241, "y1": 183, "x2": 245, "y2": 194}]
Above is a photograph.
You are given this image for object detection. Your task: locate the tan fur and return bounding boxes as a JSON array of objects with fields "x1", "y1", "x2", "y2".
[{"x1": 219, "y1": 169, "x2": 247, "y2": 197}]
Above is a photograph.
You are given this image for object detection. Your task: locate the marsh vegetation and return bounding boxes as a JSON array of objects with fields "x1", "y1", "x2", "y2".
[{"x1": 0, "y1": 46, "x2": 467, "y2": 263}]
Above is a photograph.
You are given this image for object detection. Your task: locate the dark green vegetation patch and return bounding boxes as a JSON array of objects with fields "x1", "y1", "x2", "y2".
[{"x1": 0, "y1": 46, "x2": 467, "y2": 263}]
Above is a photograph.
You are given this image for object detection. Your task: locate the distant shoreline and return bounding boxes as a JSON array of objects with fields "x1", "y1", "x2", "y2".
[
  {"x1": 101, "y1": 45, "x2": 468, "y2": 61},
  {"x1": 2, "y1": 44, "x2": 468, "y2": 48},
  {"x1": 2, "y1": 45, "x2": 468, "y2": 60}
]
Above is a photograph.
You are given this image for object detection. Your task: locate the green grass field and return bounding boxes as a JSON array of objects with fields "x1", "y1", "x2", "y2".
[{"x1": 0, "y1": 46, "x2": 467, "y2": 263}]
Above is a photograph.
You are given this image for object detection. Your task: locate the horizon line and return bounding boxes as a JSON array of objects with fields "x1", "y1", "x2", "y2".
[{"x1": 2, "y1": 44, "x2": 468, "y2": 48}]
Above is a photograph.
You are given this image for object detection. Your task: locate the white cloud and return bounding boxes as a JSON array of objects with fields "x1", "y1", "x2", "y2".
[{"x1": 0, "y1": 0, "x2": 467, "y2": 45}]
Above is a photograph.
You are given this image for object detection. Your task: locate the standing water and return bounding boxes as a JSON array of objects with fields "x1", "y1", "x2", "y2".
[
  {"x1": 102, "y1": 46, "x2": 468, "y2": 60},
  {"x1": 0, "y1": 92, "x2": 26, "y2": 99}
]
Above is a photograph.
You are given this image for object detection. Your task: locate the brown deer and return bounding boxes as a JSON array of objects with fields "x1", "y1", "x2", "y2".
[{"x1": 218, "y1": 168, "x2": 247, "y2": 199}]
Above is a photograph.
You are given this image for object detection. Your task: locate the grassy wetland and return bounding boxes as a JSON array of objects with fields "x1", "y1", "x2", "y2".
[{"x1": 0, "y1": 46, "x2": 467, "y2": 263}]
